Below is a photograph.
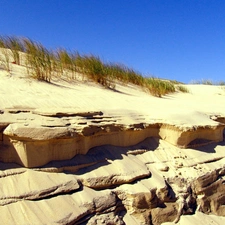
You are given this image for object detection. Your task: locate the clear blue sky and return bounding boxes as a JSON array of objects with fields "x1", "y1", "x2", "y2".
[{"x1": 0, "y1": 0, "x2": 225, "y2": 83}]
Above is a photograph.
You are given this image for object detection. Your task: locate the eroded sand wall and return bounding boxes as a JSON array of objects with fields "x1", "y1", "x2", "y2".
[{"x1": 1, "y1": 123, "x2": 224, "y2": 167}]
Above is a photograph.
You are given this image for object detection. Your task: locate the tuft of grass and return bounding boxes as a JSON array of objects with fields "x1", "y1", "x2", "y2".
[
  {"x1": 191, "y1": 79, "x2": 225, "y2": 86},
  {"x1": 103, "y1": 63, "x2": 145, "y2": 86},
  {"x1": 103, "y1": 63, "x2": 129, "y2": 84},
  {"x1": 125, "y1": 68, "x2": 145, "y2": 86},
  {"x1": 73, "y1": 56, "x2": 147, "y2": 89},
  {"x1": 217, "y1": 81, "x2": 225, "y2": 86},
  {"x1": 0, "y1": 36, "x2": 6, "y2": 49},
  {"x1": 0, "y1": 35, "x2": 191, "y2": 97},
  {"x1": 176, "y1": 85, "x2": 189, "y2": 93},
  {"x1": 191, "y1": 79, "x2": 213, "y2": 85},
  {"x1": 55, "y1": 49, "x2": 77, "y2": 79},
  {"x1": 74, "y1": 55, "x2": 115, "y2": 88},
  {"x1": 4, "y1": 36, "x2": 24, "y2": 65},
  {"x1": 145, "y1": 78, "x2": 176, "y2": 97},
  {"x1": 23, "y1": 38, "x2": 54, "y2": 82},
  {"x1": 0, "y1": 36, "x2": 11, "y2": 72},
  {"x1": 164, "y1": 79, "x2": 184, "y2": 85}
]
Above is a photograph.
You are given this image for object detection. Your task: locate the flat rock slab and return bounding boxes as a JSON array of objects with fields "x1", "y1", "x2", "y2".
[
  {"x1": 75, "y1": 154, "x2": 151, "y2": 189},
  {"x1": 0, "y1": 169, "x2": 80, "y2": 205},
  {"x1": 0, "y1": 187, "x2": 118, "y2": 225}
]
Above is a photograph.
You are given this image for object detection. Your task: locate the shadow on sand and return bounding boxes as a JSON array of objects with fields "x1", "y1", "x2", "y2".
[{"x1": 41, "y1": 137, "x2": 160, "y2": 174}]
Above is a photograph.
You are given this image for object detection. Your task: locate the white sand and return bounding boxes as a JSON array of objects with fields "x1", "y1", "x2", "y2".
[{"x1": 1, "y1": 64, "x2": 225, "y2": 127}]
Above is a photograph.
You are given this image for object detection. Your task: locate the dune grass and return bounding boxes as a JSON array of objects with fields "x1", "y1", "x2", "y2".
[
  {"x1": 145, "y1": 78, "x2": 176, "y2": 97},
  {"x1": 73, "y1": 54, "x2": 115, "y2": 88},
  {"x1": 0, "y1": 36, "x2": 25, "y2": 70},
  {"x1": 191, "y1": 79, "x2": 213, "y2": 85},
  {"x1": 190, "y1": 79, "x2": 225, "y2": 86},
  {"x1": 176, "y1": 85, "x2": 189, "y2": 93},
  {"x1": 55, "y1": 49, "x2": 77, "y2": 79},
  {"x1": 5, "y1": 36, "x2": 24, "y2": 65},
  {"x1": 0, "y1": 37, "x2": 11, "y2": 72},
  {"x1": 0, "y1": 35, "x2": 190, "y2": 97},
  {"x1": 106, "y1": 63, "x2": 145, "y2": 86},
  {"x1": 23, "y1": 38, "x2": 54, "y2": 82}
]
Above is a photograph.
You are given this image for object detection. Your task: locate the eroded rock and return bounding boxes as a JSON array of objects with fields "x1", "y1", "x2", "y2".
[
  {"x1": 192, "y1": 169, "x2": 225, "y2": 216},
  {"x1": 76, "y1": 155, "x2": 151, "y2": 189},
  {"x1": 0, "y1": 169, "x2": 80, "y2": 205},
  {"x1": 1, "y1": 110, "x2": 224, "y2": 167},
  {"x1": 151, "y1": 202, "x2": 178, "y2": 225},
  {"x1": 0, "y1": 187, "x2": 121, "y2": 225}
]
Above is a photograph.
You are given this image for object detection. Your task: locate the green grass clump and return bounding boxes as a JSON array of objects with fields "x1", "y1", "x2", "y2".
[
  {"x1": 5, "y1": 36, "x2": 24, "y2": 65},
  {"x1": 145, "y1": 78, "x2": 176, "y2": 97},
  {"x1": 164, "y1": 79, "x2": 183, "y2": 85},
  {"x1": 103, "y1": 63, "x2": 145, "y2": 86},
  {"x1": 191, "y1": 79, "x2": 213, "y2": 85},
  {"x1": 217, "y1": 81, "x2": 225, "y2": 86},
  {"x1": 0, "y1": 36, "x2": 24, "y2": 69},
  {"x1": 176, "y1": 85, "x2": 189, "y2": 93},
  {"x1": 124, "y1": 68, "x2": 145, "y2": 86},
  {"x1": 23, "y1": 38, "x2": 54, "y2": 82},
  {"x1": 0, "y1": 35, "x2": 190, "y2": 97},
  {"x1": 55, "y1": 49, "x2": 77, "y2": 79},
  {"x1": 73, "y1": 56, "x2": 146, "y2": 89},
  {"x1": 191, "y1": 79, "x2": 225, "y2": 86},
  {"x1": 74, "y1": 54, "x2": 115, "y2": 88},
  {"x1": 0, "y1": 36, "x2": 11, "y2": 72}
]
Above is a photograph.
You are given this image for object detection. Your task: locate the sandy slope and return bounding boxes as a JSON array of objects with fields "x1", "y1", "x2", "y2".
[{"x1": 1, "y1": 64, "x2": 225, "y2": 125}]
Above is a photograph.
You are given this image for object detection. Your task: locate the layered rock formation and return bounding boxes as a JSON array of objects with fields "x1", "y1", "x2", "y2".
[
  {"x1": 1, "y1": 109, "x2": 224, "y2": 168},
  {"x1": 0, "y1": 108, "x2": 225, "y2": 224}
]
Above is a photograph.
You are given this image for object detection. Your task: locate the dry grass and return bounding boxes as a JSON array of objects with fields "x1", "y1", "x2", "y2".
[
  {"x1": 0, "y1": 35, "x2": 190, "y2": 97},
  {"x1": 23, "y1": 38, "x2": 54, "y2": 82},
  {"x1": 176, "y1": 85, "x2": 189, "y2": 93},
  {"x1": 55, "y1": 49, "x2": 77, "y2": 79},
  {"x1": 0, "y1": 37, "x2": 11, "y2": 72},
  {"x1": 191, "y1": 79, "x2": 225, "y2": 86},
  {"x1": 145, "y1": 78, "x2": 176, "y2": 97},
  {"x1": 74, "y1": 54, "x2": 115, "y2": 88}
]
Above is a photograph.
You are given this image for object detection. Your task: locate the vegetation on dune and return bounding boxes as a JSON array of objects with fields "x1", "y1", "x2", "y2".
[
  {"x1": 145, "y1": 78, "x2": 175, "y2": 97},
  {"x1": 5, "y1": 36, "x2": 24, "y2": 65},
  {"x1": 55, "y1": 49, "x2": 77, "y2": 79},
  {"x1": 0, "y1": 35, "x2": 190, "y2": 97},
  {"x1": 74, "y1": 54, "x2": 115, "y2": 88},
  {"x1": 0, "y1": 36, "x2": 11, "y2": 72},
  {"x1": 175, "y1": 85, "x2": 189, "y2": 93},
  {"x1": 23, "y1": 38, "x2": 54, "y2": 82},
  {"x1": 191, "y1": 79, "x2": 225, "y2": 86}
]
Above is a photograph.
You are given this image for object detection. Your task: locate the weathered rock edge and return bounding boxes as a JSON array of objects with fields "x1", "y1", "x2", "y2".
[{"x1": 1, "y1": 119, "x2": 224, "y2": 168}]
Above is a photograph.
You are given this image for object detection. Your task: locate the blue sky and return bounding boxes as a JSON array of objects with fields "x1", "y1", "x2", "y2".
[{"x1": 0, "y1": 0, "x2": 225, "y2": 83}]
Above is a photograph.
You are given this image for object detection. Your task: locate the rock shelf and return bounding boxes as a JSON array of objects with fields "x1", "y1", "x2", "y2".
[{"x1": 1, "y1": 111, "x2": 224, "y2": 168}]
